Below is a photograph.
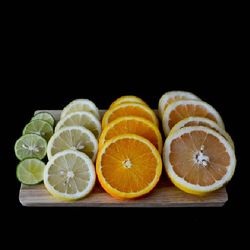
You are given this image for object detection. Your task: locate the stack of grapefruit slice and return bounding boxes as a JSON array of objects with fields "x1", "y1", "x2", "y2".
[{"x1": 159, "y1": 91, "x2": 236, "y2": 195}]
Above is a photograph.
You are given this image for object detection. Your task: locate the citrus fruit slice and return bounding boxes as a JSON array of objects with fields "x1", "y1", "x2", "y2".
[
  {"x1": 23, "y1": 119, "x2": 53, "y2": 141},
  {"x1": 109, "y1": 95, "x2": 148, "y2": 109},
  {"x1": 158, "y1": 91, "x2": 200, "y2": 119},
  {"x1": 99, "y1": 116, "x2": 162, "y2": 153},
  {"x1": 102, "y1": 103, "x2": 158, "y2": 129},
  {"x1": 15, "y1": 134, "x2": 47, "y2": 160},
  {"x1": 162, "y1": 100, "x2": 225, "y2": 136},
  {"x1": 61, "y1": 99, "x2": 100, "y2": 120},
  {"x1": 47, "y1": 126, "x2": 98, "y2": 161},
  {"x1": 44, "y1": 150, "x2": 96, "y2": 200},
  {"x1": 55, "y1": 111, "x2": 101, "y2": 139},
  {"x1": 170, "y1": 117, "x2": 234, "y2": 149},
  {"x1": 16, "y1": 158, "x2": 45, "y2": 185},
  {"x1": 31, "y1": 112, "x2": 55, "y2": 127},
  {"x1": 163, "y1": 126, "x2": 236, "y2": 195},
  {"x1": 96, "y1": 134, "x2": 162, "y2": 199}
]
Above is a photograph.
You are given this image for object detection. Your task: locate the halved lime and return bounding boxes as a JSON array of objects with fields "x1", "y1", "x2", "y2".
[
  {"x1": 23, "y1": 119, "x2": 53, "y2": 141},
  {"x1": 32, "y1": 112, "x2": 55, "y2": 127},
  {"x1": 16, "y1": 158, "x2": 45, "y2": 185},
  {"x1": 15, "y1": 134, "x2": 47, "y2": 160}
]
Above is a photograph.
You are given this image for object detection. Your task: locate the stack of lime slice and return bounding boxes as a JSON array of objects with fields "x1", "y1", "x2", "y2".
[{"x1": 15, "y1": 112, "x2": 55, "y2": 185}]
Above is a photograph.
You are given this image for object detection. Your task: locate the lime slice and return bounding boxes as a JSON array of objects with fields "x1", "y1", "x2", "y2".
[
  {"x1": 44, "y1": 150, "x2": 96, "y2": 200},
  {"x1": 16, "y1": 158, "x2": 45, "y2": 185},
  {"x1": 61, "y1": 99, "x2": 100, "y2": 120},
  {"x1": 47, "y1": 126, "x2": 98, "y2": 161},
  {"x1": 55, "y1": 111, "x2": 101, "y2": 138},
  {"x1": 23, "y1": 120, "x2": 53, "y2": 141},
  {"x1": 15, "y1": 134, "x2": 47, "y2": 160},
  {"x1": 32, "y1": 112, "x2": 55, "y2": 127}
]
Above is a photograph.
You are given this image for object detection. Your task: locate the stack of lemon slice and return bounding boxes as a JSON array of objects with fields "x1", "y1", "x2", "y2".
[
  {"x1": 44, "y1": 99, "x2": 101, "y2": 200},
  {"x1": 159, "y1": 91, "x2": 236, "y2": 195}
]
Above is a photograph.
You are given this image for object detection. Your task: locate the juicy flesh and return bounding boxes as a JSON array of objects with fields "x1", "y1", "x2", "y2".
[
  {"x1": 48, "y1": 154, "x2": 90, "y2": 194},
  {"x1": 104, "y1": 119, "x2": 159, "y2": 150},
  {"x1": 169, "y1": 131, "x2": 230, "y2": 186},
  {"x1": 101, "y1": 138, "x2": 158, "y2": 192},
  {"x1": 169, "y1": 104, "x2": 218, "y2": 129},
  {"x1": 51, "y1": 130, "x2": 94, "y2": 159}
]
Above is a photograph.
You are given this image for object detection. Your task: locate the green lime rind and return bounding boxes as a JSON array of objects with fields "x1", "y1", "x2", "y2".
[
  {"x1": 23, "y1": 119, "x2": 53, "y2": 141},
  {"x1": 16, "y1": 158, "x2": 45, "y2": 185},
  {"x1": 31, "y1": 112, "x2": 55, "y2": 127},
  {"x1": 14, "y1": 134, "x2": 47, "y2": 161}
]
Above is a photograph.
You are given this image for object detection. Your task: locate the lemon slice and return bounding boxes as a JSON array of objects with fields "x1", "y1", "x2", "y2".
[
  {"x1": 47, "y1": 126, "x2": 98, "y2": 161},
  {"x1": 170, "y1": 117, "x2": 234, "y2": 149},
  {"x1": 163, "y1": 126, "x2": 236, "y2": 195},
  {"x1": 44, "y1": 150, "x2": 96, "y2": 200},
  {"x1": 55, "y1": 111, "x2": 101, "y2": 139},
  {"x1": 158, "y1": 91, "x2": 200, "y2": 119},
  {"x1": 61, "y1": 99, "x2": 100, "y2": 120}
]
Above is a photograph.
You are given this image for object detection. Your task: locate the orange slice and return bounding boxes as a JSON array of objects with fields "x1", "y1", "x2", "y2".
[
  {"x1": 170, "y1": 117, "x2": 234, "y2": 149},
  {"x1": 109, "y1": 95, "x2": 148, "y2": 109},
  {"x1": 96, "y1": 134, "x2": 162, "y2": 199},
  {"x1": 158, "y1": 91, "x2": 200, "y2": 119},
  {"x1": 102, "y1": 103, "x2": 159, "y2": 129},
  {"x1": 99, "y1": 116, "x2": 162, "y2": 153},
  {"x1": 163, "y1": 126, "x2": 236, "y2": 195},
  {"x1": 162, "y1": 100, "x2": 225, "y2": 136}
]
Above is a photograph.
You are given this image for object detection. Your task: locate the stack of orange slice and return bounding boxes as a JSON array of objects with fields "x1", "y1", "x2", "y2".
[
  {"x1": 96, "y1": 96, "x2": 162, "y2": 199},
  {"x1": 159, "y1": 91, "x2": 236, "y2": 195}
]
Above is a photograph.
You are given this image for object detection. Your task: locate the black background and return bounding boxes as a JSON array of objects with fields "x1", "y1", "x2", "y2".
[{"x1": 3, "y1": 13, "x2": 248, "y2": 232}]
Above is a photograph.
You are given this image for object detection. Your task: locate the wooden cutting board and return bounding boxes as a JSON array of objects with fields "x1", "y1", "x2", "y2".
[{"x1": 18, "y1": 110, "x2": 228, "y2": 207}]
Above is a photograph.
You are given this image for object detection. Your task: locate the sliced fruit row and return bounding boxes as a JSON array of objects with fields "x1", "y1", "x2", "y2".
[
  {"x1": 158, "y1": 91, "x2": 236, "y2": 195},
  {"x1": 96, "y1": 96, "x2": 162, "y2": 199},
  {"x1": 15, "y1": 112, "x2": 55, "y2": 185},
  {"x1": 44, "y1": 99, "x2": 100, "y2": 200}
]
